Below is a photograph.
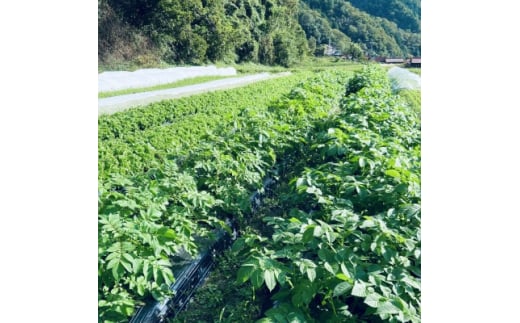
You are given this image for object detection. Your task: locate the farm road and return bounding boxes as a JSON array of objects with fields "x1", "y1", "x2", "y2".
[{"x1": 98, "y1": 72, "x2": 291, "y2": 116}]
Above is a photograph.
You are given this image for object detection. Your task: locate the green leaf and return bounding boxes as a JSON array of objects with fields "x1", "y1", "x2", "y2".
[
  {"x1": 394, "y1": 183, "x2": 408, "y2": 193},
  {"x1": 318, "y1": 196, "x2": 329, "y2": 204},
  {"x1": 333, "y1": 282, "x2": 352, "y2": 297},
  {"x1": 114, "y1": 199, "x2": 138, "y2": 210},
  {"x1": 237, "y1": 263, "x2": 256, "y2": 283},
  {"x1": 112, "y1": 263, "x2": 124, "y2": 281},
  {"x1": 379, "y1": 285, "x2": 392, "y2": 297},
  {"x1": 106, "y1": 257, "x2": 120, "y2": 270},
  {"x1": 313, "y1": 225, "x2": 322, "y2": 237},
  {"x1": 287, "y1": 312, "x2": 307, "y2": 323},
  {"x1": 303, "y1": 259, "x2": 317, "y2": 268},
  {"x1": 340, "y1": 263, "x2": 351, "y2": 279},
  {"x1": 390, "y1": 296, "x2": 407, "y2": 311},
  {"x1": 402, "y1": 276, "x2": 421, "y2": 290},
  {"x1": 251, "y1": 269, "x2": 265, "y2": 289},
  {"x1": 405, "y1": 239, "x2": 415, "y2": 251},
  {"x1": 157, "y1": 259, "x2": 171, "y2": 267},
  {"x1": 231, "y1": 238, "x2": 245, "y2": 253},
  {"x1": 256, "y1": 318, "x2": 275, "y2": 323},
  {"x1": 306, "y1": 268, "x2": 316, "y2": 282},
  {"x1": 133, "y1": 258, "x2": 143, "y2": 274},
  {"x1": 306, "y1": 186, "x2": 322, "y2": 195},
  {"x1": 376, "y1": 301, "x2": 401, "y2": 315},
  {"x1": 336, "y1": 273, "x2": 350, "y2": 281},
  {"x1": 143, "y1": 260, "x2": 151, "y2": 281},
  {"x1": 107, "y1": 242, "x2": 122, "y2": 253},
  {"x1": 121, "y1": 257, "x2": 133, "y2": 273},
  {"x1": 402, "y1": 204, "x2": 421, "y2": 218},
  {"x1": 360, "y1": 218, "x2": 376, "y2": 229},
  {"x1": 153, "y1": 265, "x2": 159, "y2": 282},
  {"x1": 265, "y1": 270, "x2": 276, "y2": 291},
  {"x1": 291, "y1": 281, "x2": 315, "y2": 306},
  {"x1": 161, "y1": 267, "x2": 174, "y2": 285},
  {"x1": 159, "y1": 228, "x2": 177, "y2": 240},
  {"x1": 324, "y1": 262, "x2": 335, "y2": 275},
  {"x1": 122, "y1": 301, "x2": 136, "y2": 316},
  {"x1": 123, "y1": 253, "x2": 134, "y2": 264},
  {"x1": 364, "y1": 292, "x2": 384, "y2": 308},
  {"x1": 325, "y1": 229, "x2": 334, "y2": 244},
  {"x1": 385, "y1": 169, "x2": 401, "y2": 178},
  {"x1": 351, "y1": 280, "x2": 367, "y2": 297},
  {"x1": 302, "y1": 225, "x2": 315, "y2": 243},
  {"x1": 136, "y1": 277, "x2": 146, "y2": 296},
  {"x1": 318, "y1": 248, "x2": 335, "y2": 263}
]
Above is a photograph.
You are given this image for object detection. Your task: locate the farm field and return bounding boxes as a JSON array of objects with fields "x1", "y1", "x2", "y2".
[
  {"x1": 99, "y1": 75, "x2": 238, "y2": 99},
  {"x1": 98, "y1": 64, "x2": 421, "y2": 323},
  {"x1": 98, "y1": 72, "x2": 292, "y2": 116}
]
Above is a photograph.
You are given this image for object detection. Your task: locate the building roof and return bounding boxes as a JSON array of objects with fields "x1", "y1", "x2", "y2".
[
  {"x1": 385, "y1": 58, "x2": 404, "y2": 63},
  {"x1": 411, "y1": 58, "x2": 421, "y2": 63}
]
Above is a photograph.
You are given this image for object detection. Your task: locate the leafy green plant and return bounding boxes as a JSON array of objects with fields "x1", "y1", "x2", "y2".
[
  {"x1": 235, "y1": 65, "x2": 421, "y2": 322},
  {"x1": 170, "y1": 250, "x2": 265, "y2": 323},
  {"x1": 98, "y1": 70, "x2": 356, "y2": 322},
  {"x1": 344, "y1": 64, "x2": 391, "y2": 96}
]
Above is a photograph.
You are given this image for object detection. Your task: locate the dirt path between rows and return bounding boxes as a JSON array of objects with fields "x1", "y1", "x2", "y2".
[{"x1": 98, "y1": 72, "x2": 291, "y2": 116}]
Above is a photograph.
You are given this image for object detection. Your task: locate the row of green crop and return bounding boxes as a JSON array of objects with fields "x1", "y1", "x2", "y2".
[
  {"x1": 98, "y1": 70, "x2": 356, "y2": 322},
  {"x1": 98, "y1": 75, "x2": 303, "y2": 141},
  {"x1": 98, "y1": 73, "x2": 311, "y2": 179},
  {"x1": 231, "y1": 65, "x2": 421, "y2": 322}
]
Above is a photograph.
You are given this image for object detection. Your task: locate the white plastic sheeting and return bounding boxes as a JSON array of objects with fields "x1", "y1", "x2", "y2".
[
  {"x1": 98, "y1": 72, "x2": 291, "y2": 116},
  {"x1": 387, "y1": 67, "x2": 421, "y2": 91},
  {"x1": 98, "y1": 65, "x2": 237, "y2": 92}
]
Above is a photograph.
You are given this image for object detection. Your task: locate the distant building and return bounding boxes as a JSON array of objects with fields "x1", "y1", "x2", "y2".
[
  {"x1": 410, "y1": 58, "x2": 421, "y2": 67},
  {"x1": 384, "y1": 58, "x2": 405, "y2": 64}
]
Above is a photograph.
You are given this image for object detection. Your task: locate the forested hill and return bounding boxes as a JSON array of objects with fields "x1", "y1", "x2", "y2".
[
  {"x1": 300, "y1": 0, "x2": 421, "y2": 58},
  {"x1": 98, "y1": 0, "x2": 421, "y2": 69},
  {"x1": 348, "y1": 0, "x2": 420, "y2": 33}
]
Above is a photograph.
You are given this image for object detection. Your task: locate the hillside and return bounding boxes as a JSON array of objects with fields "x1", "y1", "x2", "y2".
[
  {"x1": 300, "y1": 0, "x2": 420, "y2": 57},
  {"x1": 98, "y1": 0, "x2": 420, "y2": 69},
  {"x1": 348, "y1": 0, "x2": 420, "y2": 33}
]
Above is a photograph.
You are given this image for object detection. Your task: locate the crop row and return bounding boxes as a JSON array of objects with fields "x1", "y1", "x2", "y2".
[
  {"x1": 232, "y1": 65, "x2": 421, "y2": 322},
  {"x1": 98, "y1": 73, "x2": 314, "y2": 179},
  {"x1": 98, "y1": 70, "x2": 355, "y2": 322}
]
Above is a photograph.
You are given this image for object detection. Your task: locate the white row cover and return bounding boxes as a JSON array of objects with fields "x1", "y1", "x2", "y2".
[
  {"x1": 98, "y1": 65, "x2": 237, "y2": 92},
  {"x1": 98, "y1": 72, "x2": 288, "y2": 116},
  {"x1": 387, "y1": 67, "x2": 421, "y2": 91}
]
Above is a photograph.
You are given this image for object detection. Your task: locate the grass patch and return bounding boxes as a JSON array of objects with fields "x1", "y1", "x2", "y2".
[
  {"x1": 226, "y1": 62, "x2": 289, "y2": 74},
  {"x1": 225, "y1": 58, "x2": 366, "y2": 74},
  {"x1": 406, "y1": 67, "x2": 421, "y2": 75},
  {"x1": 398, "y1": 89, "x2": 421, "y2": 114},
  {"x1": 290, "y1": 56, "x2": 366, "y2": 72},
  {"x1": 98, "y1": 75, "x2": 238, "y2": 98}
]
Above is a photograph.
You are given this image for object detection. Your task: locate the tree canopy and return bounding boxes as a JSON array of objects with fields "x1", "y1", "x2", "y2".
[{"x1": 98, "y1": 0, "x2": 421, "y2": 67}]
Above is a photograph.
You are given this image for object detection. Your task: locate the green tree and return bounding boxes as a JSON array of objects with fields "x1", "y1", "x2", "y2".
[
  {"x1": 258, "y1": 34, "x2": 275, "y2": 65},
  {"x1": 346, "y1": 43, "x2": 364, "y2": 60},
  {"x1": 307, "y1": 36, "x2": 317, "y2": 55}
]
